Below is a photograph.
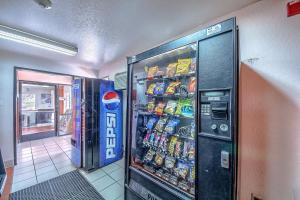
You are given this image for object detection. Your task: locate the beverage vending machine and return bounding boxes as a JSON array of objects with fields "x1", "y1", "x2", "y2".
[
  {"x1": 71, "y1": 78, "x2": 123, "y2": 171},
  {"x1": 125, "y1": 18, "x2": 238, "y2": 200}
]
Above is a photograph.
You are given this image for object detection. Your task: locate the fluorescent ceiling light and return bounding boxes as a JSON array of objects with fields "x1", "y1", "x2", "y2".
[{"x1": 0, "y1": 24, "x2": 78, "y2": 56}]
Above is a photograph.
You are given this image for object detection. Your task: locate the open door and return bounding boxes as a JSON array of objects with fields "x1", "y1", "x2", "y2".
[{"x1": 20, "y1": 82, "x2": 56, "y2": 142}]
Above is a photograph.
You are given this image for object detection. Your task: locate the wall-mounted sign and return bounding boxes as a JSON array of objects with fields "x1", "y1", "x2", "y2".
[{"x1": 287, "y1": 0, "x2": 300, "y2": 17}]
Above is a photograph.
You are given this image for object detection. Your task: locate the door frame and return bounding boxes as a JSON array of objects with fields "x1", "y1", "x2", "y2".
[{"x1": 13, "y1": 67, "x2": 76, "y2": 165}]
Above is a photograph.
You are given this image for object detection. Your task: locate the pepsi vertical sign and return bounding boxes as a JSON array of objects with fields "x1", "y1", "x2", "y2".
[
  {"x1": 71, "y1": 78, "x2": 82, "y2": 168},
  {"x1": 99, "y1": 80, "x2": 123, "y2": 167}
]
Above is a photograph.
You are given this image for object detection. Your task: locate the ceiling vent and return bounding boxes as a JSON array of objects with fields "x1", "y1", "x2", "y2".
[
  {"x1": 33, "y1": 0, "x2": 52, "y2": 9},
  {"x1": 114, "y1": 72, "x2": 127, "y2": 90}
]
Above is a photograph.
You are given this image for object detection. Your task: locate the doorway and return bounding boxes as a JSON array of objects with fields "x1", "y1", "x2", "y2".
[
  {"x1": 15, "y1": 69, "x2": 74, "y2": 145},
  {"x1": 12, "y1": 68, "x2": 78, "y2": 192}
]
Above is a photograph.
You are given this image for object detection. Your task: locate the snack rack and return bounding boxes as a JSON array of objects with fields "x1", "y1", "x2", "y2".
[
  {"x1": 126, "y1": 18, "x2": 238, "y2": 200},
  {"x1": 131, "y1": 43, "x2": 197, "y2": 198}
]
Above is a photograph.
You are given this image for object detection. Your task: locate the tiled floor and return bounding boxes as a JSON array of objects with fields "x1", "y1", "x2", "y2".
[
  {"x1": 13, "y1": 135, "x2": 75, "y2": 192},
  {"x1": 80, "y1": 160, "x2": 125, "y2": 200},
  {"x1": 12, "y1": 135, "x2": 125, "y2": 200}
]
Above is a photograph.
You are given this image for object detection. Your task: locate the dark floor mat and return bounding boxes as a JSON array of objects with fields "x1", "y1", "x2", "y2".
[{"x1": 9, "y1": 170, "x2": 105, "y2": 200}]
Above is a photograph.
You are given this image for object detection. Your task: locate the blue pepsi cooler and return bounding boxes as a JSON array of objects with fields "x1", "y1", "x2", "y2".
[{"x1": 71, "y1": 78, "x2": 123, "y2": 171}]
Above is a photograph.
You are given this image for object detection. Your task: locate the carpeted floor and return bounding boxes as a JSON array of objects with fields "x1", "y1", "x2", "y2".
[{"x1": 9, "y1": 170, "x2": 105, "y2": 200}]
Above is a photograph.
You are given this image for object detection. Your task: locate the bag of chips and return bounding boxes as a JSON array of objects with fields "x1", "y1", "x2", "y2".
[
  {"x1": 165, "y1": 156, "x2": 176, "y2": 169},
  {"x1": 188, "y1": 143, "x2": 195, "y2": 161},
  {"x1": 154, "y1": 82, "x2": 165, "y2": 96},
  {"x1": 182, "y1": 141, "x2": 190, "y2": 159},
  {"x1": 147, "y1": 66, "x2": 159, "y2": 79},
  {"x1": 164, "y1": 100, "x2": 177, "y2": 115},
  {"x1": 154, "y1": 153, "x2": 165, "y2": 166},
  {"x1": 149, "y1": 132, "x2": 156, "y2": 146},
  {"x1": 174, "y1": 140, "x2": 182, "y2": 158},
  {"x1": 188, "y1": 77, "x2": 196, "y2": 93},
  {"x1": 158, "y1": 133, "x2": 168, "y2": 152},
  {"x1": 165, "y1": 81, "x2": 181, "y2": 95},
  {"x1": 190, "y1": 122, "x2": 195, "y2": 139},
  {"x1": 189, "y1": 165, "x2": 195, "y2": 182},
  {"x1": 154, "y1": 132, "x2": 161, "y2": 147},
  {"x1": 154, "y1": 102, "x2": 166, "y2": 116},
  {"x1": 147, "y1": 101, "x2": 155, "y2": 113},
  {"x1": 168, "y1": 136, "x2": 178, "y2": 156},
  {"x1": 166, "y1": 63, "x2": 177, "y2": 77},
  {"x1": 143, "y1": 132, "x2": 151, "y2": 146},
  {"x1": 147, "y1": 83, "x2": 156, "y2": 95},
  {"x1": 174, "y1": 161, "x2": 189, "y2": 179},
  {"x1": 176, "y1": 58, "x2": 192, "y2": 75},
  {"x1": 143, "y1": 149, "x2": 156, "y2": 162},
  {"x1": 155, "y1": 117, "x2": 168, "y2": 132},
  {"x1": 181, "y1": 99, "x2": 194, "y2": 118},
  {"x1": 178, "y1": 84, "x2": 189, "y2": 98},
  {"x1": 190, "y1": 57, "x2": 197, "y2": 72},
  {"x1": 178, "y1": 125, "x2": 192, "y2": 138},
  {"x1": 164, "y1": 118, "x2": 180, "y2": 134},
  {"x1": 175, "y1": 99, "x2": 184, "y2": 116},
  {"x1": 146, "y1": 116, "x2": 158, "y2": 130}
]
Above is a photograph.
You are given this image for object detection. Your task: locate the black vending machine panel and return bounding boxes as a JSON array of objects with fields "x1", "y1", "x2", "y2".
[
  {"x1": 198, "y1": 17, "x2": 238, "y2": 200},
  {"x1": 125, "y1": 18, "x2": 238, "y2": 200}
]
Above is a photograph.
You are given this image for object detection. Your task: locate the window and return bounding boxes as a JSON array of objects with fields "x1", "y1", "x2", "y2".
[{"x1": 22, "y1": 94, "x2": 36, "y2": 110}]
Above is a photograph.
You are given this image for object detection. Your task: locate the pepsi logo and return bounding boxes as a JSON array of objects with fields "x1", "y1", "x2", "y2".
[{"x1": 102, "y1": 91, "x2": 120, "y2": 110}]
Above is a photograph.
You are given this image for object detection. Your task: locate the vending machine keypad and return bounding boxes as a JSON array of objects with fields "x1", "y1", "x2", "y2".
[
  {"x1": 201, "y1": 104, "x2": 211, "y2": 115},
  {"x1": 200, "y1": 90, "x2": 231, "y2": 140}
]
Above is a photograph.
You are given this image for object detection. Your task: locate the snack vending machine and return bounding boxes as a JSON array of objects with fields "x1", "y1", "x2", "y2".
[
  {"x1": 125, "y1": 18, "x2": 238, "y2": 200},
  {"x1": 71, "y1": 78, "x2": 123, "y2": 171}
]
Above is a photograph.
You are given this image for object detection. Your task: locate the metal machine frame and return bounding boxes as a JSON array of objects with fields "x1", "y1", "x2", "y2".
[{"x1": 125, "y1": 18, "x2": 238, "y2": 200}]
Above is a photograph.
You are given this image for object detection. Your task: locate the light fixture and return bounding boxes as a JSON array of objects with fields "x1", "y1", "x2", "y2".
[
  {"x1": 0, "y1": 24, "x2": 78, "y2": 56},
  {"x1": 33, "y1": 0, "x2": 52, "y2": 9}
]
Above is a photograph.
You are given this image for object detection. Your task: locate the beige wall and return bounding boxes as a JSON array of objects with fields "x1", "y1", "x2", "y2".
[
  {"x1": 98, "y1": 0, "x2": 300, "y2": 199},
  {"x1": 235, "y1": 1, "x2": 300, "y2": 199}
]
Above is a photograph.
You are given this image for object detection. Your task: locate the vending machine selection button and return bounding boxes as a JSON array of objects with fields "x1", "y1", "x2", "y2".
[
  {"x1": 220, "y1": 124, "x2": 228, "y2": 132},
  {"x1": 211, "y1": 124, "x2": 217, "y2": 130}
]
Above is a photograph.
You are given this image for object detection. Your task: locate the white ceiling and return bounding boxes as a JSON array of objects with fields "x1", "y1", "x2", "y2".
[{"x1": 0, "y1": 0, "x2": 258, "y2": 70}]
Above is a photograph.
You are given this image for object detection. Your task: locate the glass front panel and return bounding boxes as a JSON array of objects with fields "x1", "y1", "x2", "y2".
[
  {"x1": 21, "y1": 84, "x2": 55, "y2": 136},
  {"x1": 58, "y1": 85, "x2": 73, "y2": 135},
  {"x1": 130, "y1": 43, "x2": 197, "y2": 197}
]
